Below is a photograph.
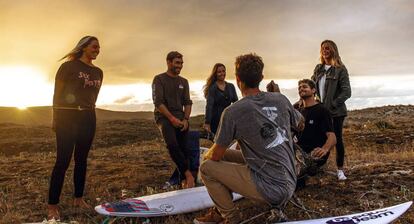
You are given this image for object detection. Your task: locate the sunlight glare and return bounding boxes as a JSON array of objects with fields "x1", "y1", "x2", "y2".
[{"x1": 0, "y1": 66, "x2": 53, "y2": 108}]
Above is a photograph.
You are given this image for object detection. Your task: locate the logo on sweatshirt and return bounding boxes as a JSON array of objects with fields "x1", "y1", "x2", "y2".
[{"x1": 78, "y1": 72, "x2": 101, "y2": 88}]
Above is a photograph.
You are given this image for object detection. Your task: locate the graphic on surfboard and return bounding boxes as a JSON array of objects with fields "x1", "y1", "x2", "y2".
[
  {"x1": 274, "y1": 201, "x2": 412, "y2": 224},
  {"x1": 95, "y1": 186, "x2": 243, "y2": 217}
]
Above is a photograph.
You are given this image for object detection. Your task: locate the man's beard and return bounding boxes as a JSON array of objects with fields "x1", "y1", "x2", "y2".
[
  {"x1": 174, "y1": 67, "x2": 181, "y2": 74},
  {"x1": 169, "y1": 67, "x2": 181, "y2": 75},
  {"x1": 300, "y1": 94, "x2": 313, "y2": 100}
]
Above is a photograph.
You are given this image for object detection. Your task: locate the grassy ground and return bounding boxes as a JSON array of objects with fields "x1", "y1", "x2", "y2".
[{"x1": 0, "y1": 105, "x2": 413, "y2": 223}]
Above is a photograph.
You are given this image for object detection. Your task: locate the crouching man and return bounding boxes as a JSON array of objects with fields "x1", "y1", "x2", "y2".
[
  {"x1": 194, "y1": 53, "x2": 303, "y2": 224},
  {"x1": 296, "y1": 79, "x2": 336, "y2": 187}
]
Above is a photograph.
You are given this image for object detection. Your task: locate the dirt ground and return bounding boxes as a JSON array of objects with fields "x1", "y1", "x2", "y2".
[{"x1": 0, "y1": 105, "x2": 413, "y2": 223}]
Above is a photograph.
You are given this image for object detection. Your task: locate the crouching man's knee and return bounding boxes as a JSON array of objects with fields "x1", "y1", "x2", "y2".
[{"x1": 200, "y1": 160, "x2": 215, "y2": 177}]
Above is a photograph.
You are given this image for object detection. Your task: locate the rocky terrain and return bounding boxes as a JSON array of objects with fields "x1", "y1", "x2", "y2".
[{"x1": 0, "y1": 105, "x2": 412, "y2": 223}]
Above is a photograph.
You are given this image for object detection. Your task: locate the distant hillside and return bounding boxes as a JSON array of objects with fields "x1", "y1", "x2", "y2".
[
  {"x1": 347, "y1": 105, "x2": 414, "y2": 124},
  {"x1": 0, "y1": 105, "x2": 413, "y2": 156},
  {"x1": 0, "y1": 104, "x2": 413, "y2": 127},
  {"x1": 0, "y1": 106, "x2": 154, "y2": 126}
]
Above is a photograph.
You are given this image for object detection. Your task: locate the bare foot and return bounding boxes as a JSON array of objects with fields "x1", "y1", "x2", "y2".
[
  {"x1": 73, "y1": 197, "x2": 93, "y2": 210},
  {"x1": 180, "y1": 170, "x2": 196, "y2": 189},
  {"x1": 47, "y1": 204, "x2": 60, "y2": 221},
  {"x1": 185, "y1": 174, "x2": 195, "y2": 188},
  {"x1": 181, "y1": 179, "x2": 188, "y2": 189}
]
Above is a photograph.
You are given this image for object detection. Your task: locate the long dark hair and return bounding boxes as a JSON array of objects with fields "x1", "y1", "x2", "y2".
[
  {"x1": 60, "y1": 36, "x2": 98, "y2": 61},
  {"x1": 203, "y1": 63, "x2": 225, "y2": 99}
]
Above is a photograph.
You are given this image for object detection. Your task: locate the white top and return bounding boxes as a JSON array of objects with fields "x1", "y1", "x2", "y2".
[
  {"x1": 319, "y1": 65, "x2": 332, "y2": 102},
  {"x1": 319, "y1": 74, "x2": 326, "y2": 102}
]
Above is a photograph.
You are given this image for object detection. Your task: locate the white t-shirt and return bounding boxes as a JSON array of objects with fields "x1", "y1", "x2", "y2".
[{"x1": 319, "y1": 65, "x2": 332, "y2": 102}]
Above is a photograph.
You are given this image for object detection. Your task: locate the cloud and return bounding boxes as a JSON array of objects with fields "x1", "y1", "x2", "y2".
[
  {"x1": 279, "y1": 75, "x2": 414, "y2": 110},
  {"x1": 93, "y1": 74, "x2": 414, "y2": 113},
  {"x1": 1, "y1": 0, "x2": 414, "y2": 88},
  {"x1": 114, "y1": 95, "x2": 135, "y2": 104}
]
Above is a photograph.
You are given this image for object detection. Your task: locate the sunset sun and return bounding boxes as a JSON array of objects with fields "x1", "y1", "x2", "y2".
[{"x1": 0, "y1": 66, "x2": 52, "y2": 108}]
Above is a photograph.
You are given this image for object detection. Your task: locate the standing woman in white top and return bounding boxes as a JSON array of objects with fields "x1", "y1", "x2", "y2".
[{"x1": 311, "y1": 40, "x2": 351, "y2": 181}]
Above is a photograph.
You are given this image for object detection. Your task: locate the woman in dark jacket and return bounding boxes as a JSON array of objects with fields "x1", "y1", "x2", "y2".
[
  {"x1": 203, "y1": 63, "x2": 238, "y2": 134},
  {"x1": 311, "y1": 40, "x2": 351, "y2": 181},
  {"x1": 48, "y1": 36, "x2": 103, "y2": 220}
]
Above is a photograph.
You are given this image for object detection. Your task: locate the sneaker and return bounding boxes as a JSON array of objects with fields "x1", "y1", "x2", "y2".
[
  {"x1": 194, "y1": 207, "x2": 224, "y2": 224},
  {"x1": 337, "y1": 170, "x2": 347, "y2": 180}
]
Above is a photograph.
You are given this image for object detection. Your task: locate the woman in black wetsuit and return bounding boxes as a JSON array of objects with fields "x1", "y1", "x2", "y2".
[{"x1": 48, "y1": 36, "x2": 103, "y2": 220}]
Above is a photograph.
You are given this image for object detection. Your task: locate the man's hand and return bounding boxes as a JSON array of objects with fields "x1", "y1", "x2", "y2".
[
  {"x1": 169, "y1": 116, "x2": 183, "y2": 128},
  {"x1": 203, "y1": 148, "x2": 214, "y2": 161},
  {"x1": 297, "y1": 118, "x2": 305, "y2": 131},
  {"x1": 181, "y1": 119, "x2": 189, "y2": 131},
  {"x1": 203, "y1": 144, "x2": 227, "y2": 161},
  {"x1": 266, "y1": 80, "x2": 280, "y2": 93},
  {"x1": 182, "y1": 170, "x2": 195, "y2": 188},
  {"x1": 311, "y1": 147, "x2": 329, "y2": 159},
  {"x1": 203, "y1": 123, "x2": 211, "y2": 133}
]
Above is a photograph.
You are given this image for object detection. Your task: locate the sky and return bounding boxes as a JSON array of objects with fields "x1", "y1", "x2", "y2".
[{"x1": 0, "y1": 0, "x2": 413, "y2": 113}]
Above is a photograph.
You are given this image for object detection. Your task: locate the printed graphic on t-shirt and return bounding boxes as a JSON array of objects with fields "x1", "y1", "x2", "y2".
[
  {"x1": 260, "y1": 123, "x2": 275, "y2": 139},
  {"x1": 262, "y1": 107, "x2": 278, "y2": 120},
  {"x1": 260, "y1": 106, "x2": 288, "y2": 149},
  {"x1": 265, "y1": 127, "x2": 288, "y2": 149},
  {"x1": 78, "y1": 72, "x2": 101, "y2": 88},
  {"x1": 152, "y1": 84, "x2": 157, "y2": 101}
]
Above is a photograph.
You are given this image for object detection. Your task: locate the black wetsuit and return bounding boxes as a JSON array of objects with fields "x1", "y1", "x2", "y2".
[{"x1": 49, "y1": 60, "x2": 103, "y2": 204}]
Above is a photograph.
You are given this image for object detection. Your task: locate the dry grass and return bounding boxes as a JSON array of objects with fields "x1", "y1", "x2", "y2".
[{"x1": 0, "y1": 105, "x2": 413, "y2": 223}]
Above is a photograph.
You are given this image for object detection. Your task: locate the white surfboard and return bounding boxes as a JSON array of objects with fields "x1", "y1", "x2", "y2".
[
  {"x1": 277, "y1": 201, "x2": 412, "y2": 224},
  {"x1": 95, "y1": 186, "x2": 243, "y2": 217}
]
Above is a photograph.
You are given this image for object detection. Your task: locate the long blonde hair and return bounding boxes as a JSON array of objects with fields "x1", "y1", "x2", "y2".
[
  {"x1": 60, "y1": 36, "x2": 98, "y2": 61},
  {"x1": 203, "y1": 63, "x2": 225, "y2": 98},
  {"x1": 320, "y1": 40, "x2": 343, "y2": 67}
]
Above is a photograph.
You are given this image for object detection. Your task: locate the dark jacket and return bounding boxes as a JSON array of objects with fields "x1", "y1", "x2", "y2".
[
  {"x1": 205, "y1": 82, "x2": 238, "y2": 134},
  {"x1": 311, "y1": 64, "x2": 351, "y2": 117}
]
